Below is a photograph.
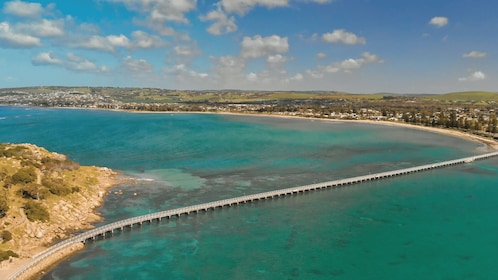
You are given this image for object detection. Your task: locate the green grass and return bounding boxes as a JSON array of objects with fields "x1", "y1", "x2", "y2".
[{"x1": 426, "y1": 91, "x2": 498, "y2": 102}]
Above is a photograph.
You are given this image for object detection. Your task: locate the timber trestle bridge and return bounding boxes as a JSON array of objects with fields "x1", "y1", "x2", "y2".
[{"x1": 9, "y1": 151, "x2": 498, "y2": 280}]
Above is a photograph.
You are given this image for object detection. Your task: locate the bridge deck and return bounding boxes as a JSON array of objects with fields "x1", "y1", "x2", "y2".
[{"x1": 9, "y1": 151, "x2": 498, "y2": 280}]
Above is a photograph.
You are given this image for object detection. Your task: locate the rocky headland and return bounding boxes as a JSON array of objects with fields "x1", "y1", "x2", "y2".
[{"x1": 0, "y1": 143, "x2": 119, "y2": 278}]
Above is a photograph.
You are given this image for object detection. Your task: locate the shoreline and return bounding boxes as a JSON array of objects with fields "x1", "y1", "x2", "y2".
[
  {"x1": 4, "y1": 104, "x2": 497, "y2": 150},
  {"x1": 1, "y1": 167, "x2": 121, "y2": 279},
  {"x1": 1, "y1": 107, "x2": 497, "y2": 279},
  {"x1": 220, "y1": 112, "x2": 498, "y2": 150},
  {"x1": 124, "y1": 109, "x2": 498, "y2": 151}
]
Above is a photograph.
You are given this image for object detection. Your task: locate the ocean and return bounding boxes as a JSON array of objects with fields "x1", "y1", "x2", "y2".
[{"x1": 1, "y1": 106, "x2": 497, "y2": 279}]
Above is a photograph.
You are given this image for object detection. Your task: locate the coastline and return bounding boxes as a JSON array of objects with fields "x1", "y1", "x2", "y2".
[
  {"x1": 1, "y1": 166, "x2": 121, "y2": 280},
  {"x1": 1, "y1": 107, "x2": 497, "y2": 279},
  {"x1": 109, "y1": 108, "x2": 498, "y2": 150},
  {"x1": 217, "y1": 112, "x2": 498, "y2": 151}
]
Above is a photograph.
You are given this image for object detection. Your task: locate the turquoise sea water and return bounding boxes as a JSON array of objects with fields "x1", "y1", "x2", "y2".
[{"x1": 1, "y1": 106, "x2": 497, "y2": 279}]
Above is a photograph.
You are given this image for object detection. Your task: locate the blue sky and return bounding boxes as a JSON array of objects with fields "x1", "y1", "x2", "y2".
[{"x1": 0, "y1": 0, "x2": 497, "y2": 93}]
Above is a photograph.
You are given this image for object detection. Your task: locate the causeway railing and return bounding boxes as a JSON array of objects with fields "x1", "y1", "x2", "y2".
[{"x1": 9, "y1": 151, "x2": 498, "y2": 280}]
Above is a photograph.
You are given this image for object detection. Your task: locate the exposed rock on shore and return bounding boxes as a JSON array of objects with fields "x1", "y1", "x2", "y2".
[{"x1": 0, "y1": 143, "x2": 119, "y2": 276}]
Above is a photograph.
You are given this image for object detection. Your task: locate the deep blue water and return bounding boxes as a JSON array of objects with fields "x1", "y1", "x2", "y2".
[{"x1": 1, "y1": 106, "x2": 497, "y2": 279}]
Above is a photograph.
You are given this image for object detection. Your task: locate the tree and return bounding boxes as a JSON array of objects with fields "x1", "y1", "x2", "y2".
[{"x1": 488, "y1": 114, "x2": 497, "y2": 133}]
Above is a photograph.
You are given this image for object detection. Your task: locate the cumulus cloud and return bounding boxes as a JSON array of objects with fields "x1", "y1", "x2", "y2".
[
  {"x1": 326, "y1": 52, "x2": 382, "y2": 73},
  {"x1": 171, "y1": 44, "x2": 201, "y2": 64},
  {"x1": 164, "y1": 64, "x2": 209, "y2": 87},
  {"x1": 306, "y1": 52, "x2": 383, "y2": 78},
  {"x1": 458, "y1": 71, "x2": 486, "y2": 82},
  {"x1": 241, "y1": 35, "x2": 289, "y2": 58},
  {"x1": 463, "y1": 51, "x2": 487, "y2": 58},
  {"x1": 429, "y1": 16, "x2": 448, "y2": 27},
  {"x1": 201, "y1": 0, "x2": 288, "y2": 35},
  {"x1": 122, "y1": 56, "x2": 153, "y2": 73},
  {"x1": 0, "y1": 21, "x2": 41, "y2": 47},
  {"x1": 220, "y1": 0, "x2": 289, "y2": 15},
  {"x1": 66, "y1": 53, "x2": 108, "y2": 72},
  {"x1": 128, "y1": 30, "x2": 168, "y2": 50},
  {"x1": 108, "y1": 0, "x2": 196, "y2": 36},
  {"x1": 32, "y1": 51, "x2": 109, "y2": 74},
  {"x1": 209, "y1": 55, "x2": 247, "y2": 87},
  {"x1": 266, "y1": 54, "x2": 289, "y2": 67},
  {"x1": 68, "y1": 34, "x2": 130, "y2": 52},
  {"x1": 3, "y1": 0, "x2": 44, "y2": 18},
  {"x1": 200, "y1": 5, "x2": 238, "y2": 35},
  {"x1": 16, "y1": 19, "x2": 65, "y2": 37},
  {"x1": 322, "y1": 29, "x2": 366, "y2": 45},
  {"x1": 31, "y1": 52, "x2": 62, "y2": 65},
  {"x1": 286, "y1": 73, "x2": 303, "y2": 82}
]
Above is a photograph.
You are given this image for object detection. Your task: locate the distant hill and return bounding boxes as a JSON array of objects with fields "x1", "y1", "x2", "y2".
[{"x1": 426, "y1": 91, "x2": 498, "y2": 102}]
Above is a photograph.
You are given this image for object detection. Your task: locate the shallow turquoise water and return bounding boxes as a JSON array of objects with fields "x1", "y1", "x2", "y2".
[{"x1": 1, "y1": 106, "x2": 497, "y2": 279}]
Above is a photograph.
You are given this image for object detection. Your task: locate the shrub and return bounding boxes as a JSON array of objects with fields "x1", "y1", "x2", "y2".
[
  {"x1": 0, "y1": 250, "x2": 18, "y2": 261},
  {"x1": 1, "y1": 231, "x2": 12, "y2": 243},
  {"x1": 17, "y1": 183, "x2": 49, "y2": 200},
  {"x1": 42, "y1": 178, "x2": 77, "y2": 196},
  {"x1": 0, "y1": 145, "x2": 27, "y2": 158},
  {"x1": 24, "y1": 201, "x2": 50, "y2": 222},
  {"x1": 11, "y1": 167, "x2": 37, "y2": 185},
  {"x1": 0, "y1": 194, "x2": 8, "y2": 218}
]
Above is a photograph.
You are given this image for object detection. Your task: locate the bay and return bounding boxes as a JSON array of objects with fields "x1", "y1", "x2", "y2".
[{"x1": 1, "y1": 106, "x2": 497, "y2": 279}]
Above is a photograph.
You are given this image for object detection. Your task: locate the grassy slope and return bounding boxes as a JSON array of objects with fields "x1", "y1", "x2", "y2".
[
  {"x1": 425, "y1": 91, "x2": 498, "y2": 102},
  {"x1": 0, "y1": 143, "x2": 112, "y2": 257}
]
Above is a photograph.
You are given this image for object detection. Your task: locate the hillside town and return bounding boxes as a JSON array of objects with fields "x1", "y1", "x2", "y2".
[{"x1": 1, "y1": 87, "x2": 497, "y2": 139}]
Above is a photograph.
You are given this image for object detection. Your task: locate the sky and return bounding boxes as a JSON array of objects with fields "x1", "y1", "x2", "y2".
[{"x1": 0, "y1": 0, "x2": 497, "y2": 94}]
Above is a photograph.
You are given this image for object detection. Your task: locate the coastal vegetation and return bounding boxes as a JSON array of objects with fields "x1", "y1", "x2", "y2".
[
  {"x1": 2, "y1": 87, "x2": 495, "y2": 139},
  {"x1": 0, "y1": 143, "x2": 117, "y2": 266}
]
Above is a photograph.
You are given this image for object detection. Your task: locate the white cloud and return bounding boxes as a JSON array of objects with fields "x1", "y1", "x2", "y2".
[
  {"x1": 241, "y1": 35, "x2": 289, "y2": 58},
  {"x1": 200, "y1": 6, "x2": 238, "y2": 35},
  {"x1": 66, "y1": 53, "x2": 108, "y2": 73},
  {"x1": 322, "y1": 29, "x2": 366, "y2": 45},
  {"x1": 286, "y1": 73, "x2": 303, "y2": 82},
  {"x1": 210, "y1": 55, "x2": 246, "y2": 87},
  {"x1": 32, "y1": 51, "x2": 110, "y2": 74},
  {"x1": 16, "y1": 19, "x2": 65, "y2": 37},
  {"x1": 429, "y1": 16, "x2": 448, "y2": 27},
  {"x1": 68, "y1": 34, "x2": 130, "y2": 52},
  {"x1": 3, "y1": 0, "x2": 44, "y2": 17},
  {"x1": 129, "y1": 30, "x2": 168, "y2": 49},
  {"x1": 266, "y1": 54, "x2": 289, "y2": 67},
  {"x1": 463, "y1": 51, "x2": 487, "y2": 58},
  {"x1": 306, "y1": 69, "x2": 324, "y2": 79},
  {"x1": 0, "y1": 21, "x2": 41, "y2": 47},
  {"x1": 458, "y1": 71, "x2": 486, "y2": 82},
  {"x1": 31, "y1": 52, "x2": 62, "y2": 65},
  {"x1": 107, "y1": 34, "x2": 130, "y2": 47},
  {"x1": 122, "y1": 56, "x2": 153, "y2": 73},
  {"x1": 165, "y1": 63, "x2": 209, "y2": 80},
  {"x1": 307, "y1": 52, "x2": 383, "y2": 77},
  {"x1": 316, "y1": 52, "x2": 326, "y2": 60},
  {"x1": 172, "y1": 44, "x2": 201, "y2": 64},
  {"x1": 108, "y1": 0, "x2": 196, "y2": 36},
  {"x1": 220, "y1": 0, "x2": 289, "y2": 15},
  {"x1": 247, "y1": 72, "x2": 258, "y2": 82}
]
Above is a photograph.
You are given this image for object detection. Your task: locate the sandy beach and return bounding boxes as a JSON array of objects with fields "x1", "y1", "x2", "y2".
[
  {"x1": 2, "y1": 110, "x2": 496, "y2": 279},
  {"x1": 212, "y1": 112, "x2": 498, "y2": 151}
]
